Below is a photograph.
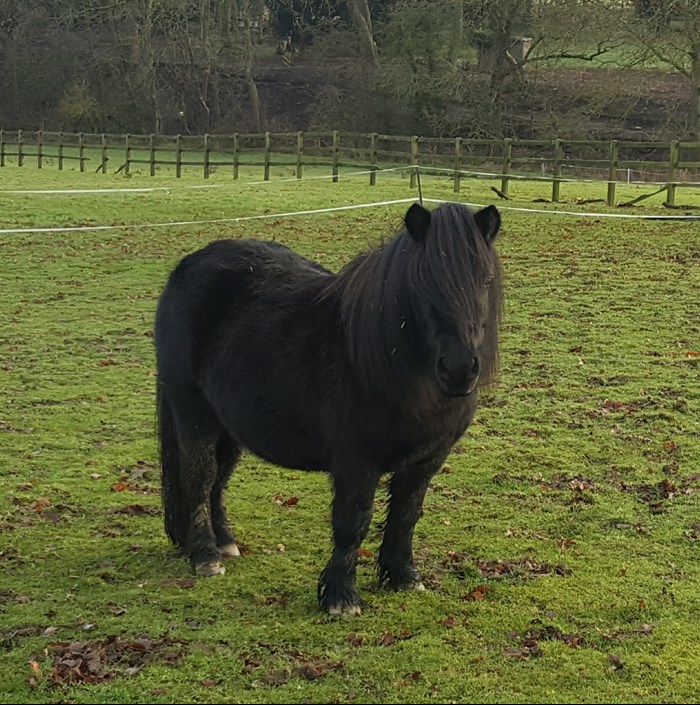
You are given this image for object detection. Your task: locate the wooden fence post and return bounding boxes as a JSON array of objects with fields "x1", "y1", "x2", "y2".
[
  {"x1": 370, "y1": 132, "x2": 378, "y2": 186},
  {"x1": 233, "y1": 133, "x2": 239, "y2": 180},
  {"x1": 607, "y1": 140, "x2": 618, "y2": 207},
  {"x1": 666, "y1": 139, "x2": 679, "y2": 206},
  {"x1": 296, "y1": 131, "x2": 303, "y2": 180},
  {"x1": 17, "y1": 129, "x2": 24, "y2": 166},
  {"x1": 203, "y1": 133, "x2": 210, "y2": 179},
  {"x1": 551, "y1": 138, "x2": 562, "y2": 202},
  {"x1": 264, "y1": 132, "x2": 271, "y2": 180},
  {"x1": 58, "y1": 131, "x2": 64, "y2": 170},
  {"x1": 332, "y1": 130, "x2": 339, "y2": 182},
  {"x1": 410, "y1": 136, "x2": 418, "y2": 189},
  {"x1": 125, "y1": 134, "x2": 131, "y2": 175},
  {"x1": 78, "y1": 132, "x2": 85, "y2": 172},
  {"x1": 100, "y1": 133, "x2": 108, "y2": 174},
  {"x1": 175, "y1": 134, "x2": 182, "y2": 178},
  {"x1": 501, "y1": 138, "x2": 512, "y2": 197},
  {"x1": 37, "y1": 130, "x2": 43, "y2": 168},
  {"x1": 149, "y1": 133, "x2": 156, "y2": 176},
  {"x1": 0, "y1": 130, "x2": 4, "y2": 167},
  {"x1": 453, "y1": 137, "x2": 462, "y2": 193}
]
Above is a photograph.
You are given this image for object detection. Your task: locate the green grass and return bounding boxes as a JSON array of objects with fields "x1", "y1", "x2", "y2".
[{"x1": 0, "y1": 162, "x2": 699, "y2": 704}]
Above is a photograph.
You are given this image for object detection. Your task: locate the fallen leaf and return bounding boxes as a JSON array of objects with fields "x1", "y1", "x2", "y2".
[
  {"x1": 30, "y1": 498, "x2": 51, "y2": 513},
  {"x1": 608, "y1": 654, "x2": 624, "y2": 671},
  {"x1": 461, "y1": 585, "x2": 490, "y2": 602}
]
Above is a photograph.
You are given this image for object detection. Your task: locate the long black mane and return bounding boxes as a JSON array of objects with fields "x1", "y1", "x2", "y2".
[{"x1": 323, "y1": 201, "x2": 503, "y2": 402}]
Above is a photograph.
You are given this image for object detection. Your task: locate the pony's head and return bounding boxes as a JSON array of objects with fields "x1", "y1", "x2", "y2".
[
  {"x1": 403, "y1": 201, "x2": 503, "y2": 398},
  {"x1": 329, "y1": 200, "x2": 503, "y2": 407}
]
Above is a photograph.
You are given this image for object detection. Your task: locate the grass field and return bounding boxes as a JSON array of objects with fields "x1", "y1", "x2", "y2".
[{"x1": 0, "y1": 162, "x2": 699, "y2": 704}]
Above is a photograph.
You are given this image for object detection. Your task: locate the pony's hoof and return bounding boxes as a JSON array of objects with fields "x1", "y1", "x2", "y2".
[
  {"x1": 328, "y1": 603, "x2": 362, "y2": 616},
  {"x1": 195, "y1": 561, "x2": 226, "y2": 577},
  {"x1": 219, "y1": 543, "x2": 241, "y2": 558}
]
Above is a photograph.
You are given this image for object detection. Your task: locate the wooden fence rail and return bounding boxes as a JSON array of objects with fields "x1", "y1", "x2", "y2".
[{"x1": 1, "y1": 129, "x2": 699, "y2": 206}]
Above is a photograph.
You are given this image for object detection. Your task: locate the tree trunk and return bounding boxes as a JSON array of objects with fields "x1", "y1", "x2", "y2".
[
  {"x1": 243, "y1": 8, "x2": 261, "y2": 131},
  {"x1": 692, "y1": 43, "x2": 700, "y2": 160},
  {"x1": 347, "y1": 0, "x2": 379, "y2": 68},
  {"x1": 448, "y1": 0, "x2": 463, "y2": 65}
]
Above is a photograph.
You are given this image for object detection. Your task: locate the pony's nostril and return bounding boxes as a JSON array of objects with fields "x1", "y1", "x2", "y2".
[{"x1": 471, "y1": 356, "x2": 481, "y2": 377}]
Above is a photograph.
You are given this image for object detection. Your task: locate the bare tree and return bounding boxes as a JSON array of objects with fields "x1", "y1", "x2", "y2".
[{"x1": 621, "y1": 0, "x2": 700, "y2": 145}]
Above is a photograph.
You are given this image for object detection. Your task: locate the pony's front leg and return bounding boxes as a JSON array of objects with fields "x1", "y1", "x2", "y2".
[
  {"x1": 378, "y1": 460, "x2": 443, "y2": 591},
  {"x1": 318, "y1": 468, "x2": 380, "y2": 616}
]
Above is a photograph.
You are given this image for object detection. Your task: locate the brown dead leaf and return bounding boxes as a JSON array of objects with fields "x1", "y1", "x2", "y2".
[
  {"x1": 293, "y1": 663, "x2": 323, "y2": 680},
  {"x1": 378, "y1": 631, "x2": 396, "y2": 647},
  {"x1": 377, "y1": 629, "x2": 412, "y2": 647},
  {"x1": 478, "y1": 557, "x2": 570, "y2": 579},
  {"x1": 461, "y1": 584, "x2": 490, "y2": 602},
  {"x1": 347, "y1": 633, "x2": 366, "y2": 647},
  {"x1": 30, "y1": 498, "x2": 51, "y2": 513},
  {"x1": 608, "y1": 653, "x2": 624, "y2": 671}
]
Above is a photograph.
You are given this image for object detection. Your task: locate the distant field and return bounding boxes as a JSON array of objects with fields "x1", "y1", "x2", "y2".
[{"x1": 0, "y1": 165, "x2": 698, "y2": 704}]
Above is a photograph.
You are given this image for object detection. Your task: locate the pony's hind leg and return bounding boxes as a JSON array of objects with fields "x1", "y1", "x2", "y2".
[
  {"x1": 212, "y1": 434, "x2": 242, "y2": 558},
  {"x1": 165, "y1": 388, "x2": 228, "y2": 577},
  {"x1": 377, "y1": 458, "x2": 444, "y2": 591},
  {"x1": 179, "y1": 439, "x2": 226, "y2": 576}
]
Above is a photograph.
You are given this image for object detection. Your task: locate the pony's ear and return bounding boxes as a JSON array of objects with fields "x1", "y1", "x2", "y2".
[
  {"x1": 404, "y1": 203, "x2": 431, "y2": 243},
  {"x1": 474, "y1": 205, "x2": 501, "y2": 244}
]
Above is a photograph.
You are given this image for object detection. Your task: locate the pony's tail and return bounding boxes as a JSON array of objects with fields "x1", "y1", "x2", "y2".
[{"x1": 157, "y1": 381, "x2": 188, "y2": 549}]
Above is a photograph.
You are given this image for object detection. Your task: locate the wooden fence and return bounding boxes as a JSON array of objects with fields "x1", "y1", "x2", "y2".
[{"x1": 1, "y1": 129, "x2": 699, "y2": 206}]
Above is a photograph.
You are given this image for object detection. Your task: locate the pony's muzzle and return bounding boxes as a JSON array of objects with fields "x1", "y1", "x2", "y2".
[{"x1": 436, "y1": 352, "x2": 481, "y2": 397}]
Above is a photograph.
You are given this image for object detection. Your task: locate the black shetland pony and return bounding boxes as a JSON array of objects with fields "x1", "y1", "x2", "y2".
[{"x1": 155, "y1": 201, "x2": 503, "y2": 615}]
